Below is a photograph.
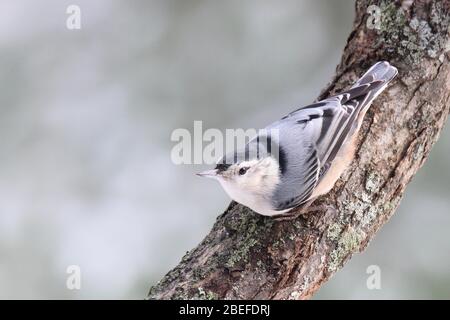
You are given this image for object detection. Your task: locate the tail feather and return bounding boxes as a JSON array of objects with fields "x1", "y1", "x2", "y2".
[
  {"x1": 323, "y1": 62, "x2": 397, "y2": 166},
  {"x1": 354, "y1": 61, "x2": 398, "y2": 87},
  {"x1": 349, "y1": 61, "x2": 398, "y2": 114}
]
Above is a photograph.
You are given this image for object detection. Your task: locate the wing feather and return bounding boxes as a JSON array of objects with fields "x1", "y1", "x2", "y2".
[
  {"x1": 267, "y1": 62, "x2": 397, "y2": 212},
  {"x1": 270, "y1": 81, "x2": 388, "y2": 211}
]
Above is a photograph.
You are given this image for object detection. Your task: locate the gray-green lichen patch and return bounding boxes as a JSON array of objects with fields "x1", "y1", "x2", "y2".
[
  {"x1": 222, "y1": 208, "x2": 274, "y2": 269},
  {"x1": 339, "y1": 198, "x2": 356, "y2": 224},
  {"x1": 341, "y1": 192, "x2": 370, "y2": 223},
  {"x1": 256, "y1": 259, "x2": 266, "y2": 272},
  {"x1": 341, "y1": 169, "x2": 387, "y2": 227},
  {"x1": 225, "y1": 237, "x2": 258, "y2": 268},
  {"x1": 224, "y1": 205, "x2": 273, "y2": 235},
  {"x1": 342, "y1": 190, "x2": 380, "y2": 228},
  {"x1": 192, "y1": 266, "x2": 209, "y2": 280},
  {"x1": 222, "y1": 205, "x2": 305, "y2": 272},
  {"x1": 327, "y1": 223, "x2": 343, "y2": 241},
  {"x1": 365, "y1": 171, "x2": 382, "y2": 193},
  {"x1": 377, "y1": 1, "x2": 450, "y2": 66},
  {"x1": 328, "y1": 227, "x2": 366, "y2": 272},
  {"x1": 359, "y1": 206, "x2": 378, "y2": 228}
]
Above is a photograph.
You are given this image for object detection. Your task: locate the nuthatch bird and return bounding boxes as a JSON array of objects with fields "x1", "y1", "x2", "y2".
[{"x1": 198, "y1": 62, "x2": 397, "y2": 217}]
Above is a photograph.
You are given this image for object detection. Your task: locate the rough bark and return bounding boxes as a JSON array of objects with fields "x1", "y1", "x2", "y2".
[{"x1": 148, "y1": 0, "x2": 450, "y2": 300}]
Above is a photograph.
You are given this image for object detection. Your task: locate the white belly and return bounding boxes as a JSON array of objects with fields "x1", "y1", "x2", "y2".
[{"x1": 219, "y1": 180, "x2": 287, "y2": 216}]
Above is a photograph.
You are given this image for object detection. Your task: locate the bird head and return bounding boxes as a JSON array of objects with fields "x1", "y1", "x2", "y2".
[{"x1": 197, "y1": 153, "x2": 281, "y2": 203}]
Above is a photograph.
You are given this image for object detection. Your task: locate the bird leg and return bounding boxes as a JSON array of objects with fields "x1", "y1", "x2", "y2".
[{"x1": 272, "y1": 202, "x2": 335, "y2": 221}]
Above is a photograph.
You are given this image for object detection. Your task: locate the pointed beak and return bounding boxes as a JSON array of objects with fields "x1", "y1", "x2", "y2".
[{"x1": 196, "y1": 169, "x2": 218, "y2": 179}]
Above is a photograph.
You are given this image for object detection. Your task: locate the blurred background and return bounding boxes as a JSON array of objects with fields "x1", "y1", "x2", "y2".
[{"x1": 0, "y1": 0, "x2": 448, "y2": 299}]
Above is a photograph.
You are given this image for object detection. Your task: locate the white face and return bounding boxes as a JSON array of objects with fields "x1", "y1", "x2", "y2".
[
  {"x1": 197, "y1": 157, "x2": 281, "y2": 210},
  {"x1": 221, "y1": 158, "x2": 279, "y2": 194}
]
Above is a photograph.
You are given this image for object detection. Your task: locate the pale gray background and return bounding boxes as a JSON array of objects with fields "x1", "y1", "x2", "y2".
[{"x1": 0, "y1": 0, "x2": 448, "y2": 299}]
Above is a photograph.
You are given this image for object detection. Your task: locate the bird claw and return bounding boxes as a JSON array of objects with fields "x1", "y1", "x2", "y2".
[{"x1": 272, "y1": 203, "x2": 335, "y2": 221}]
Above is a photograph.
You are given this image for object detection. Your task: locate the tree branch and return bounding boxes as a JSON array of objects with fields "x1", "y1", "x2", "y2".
[{"x1": 148, "y1": 0, "x2": 450, "y2": 300}]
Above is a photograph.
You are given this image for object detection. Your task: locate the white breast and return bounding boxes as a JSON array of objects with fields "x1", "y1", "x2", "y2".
[{"x1": 218, "y1": 179, "x2": 288, "y2": 216}]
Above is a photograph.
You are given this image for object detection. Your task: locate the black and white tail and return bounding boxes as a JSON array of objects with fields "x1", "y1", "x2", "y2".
[
  {"x1": 318, "y1": 61, "x2": 397, "y2": 175},
  {"x1": 351, "y1": 61, "x2": 398, "y2": 111}
]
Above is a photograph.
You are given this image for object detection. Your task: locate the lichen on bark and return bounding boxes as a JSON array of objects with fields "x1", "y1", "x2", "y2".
[{"x1": 147, "y1": 0, "x2": 450, "y2": 300}]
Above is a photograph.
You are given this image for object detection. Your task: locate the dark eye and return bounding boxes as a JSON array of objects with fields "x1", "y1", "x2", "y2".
[{"x1": 239, "y1": 167, "x2": 249, "y2": 175}]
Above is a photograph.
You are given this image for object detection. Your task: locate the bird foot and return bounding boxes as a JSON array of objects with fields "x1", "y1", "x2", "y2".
[{"x1": 272, "y1": 204, "x2": 335, "y2": 221}]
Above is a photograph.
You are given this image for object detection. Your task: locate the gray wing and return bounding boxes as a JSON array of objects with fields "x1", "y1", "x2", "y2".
[{"x1": 268, "y1": 62, "x2": 397, "y2": 211}]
